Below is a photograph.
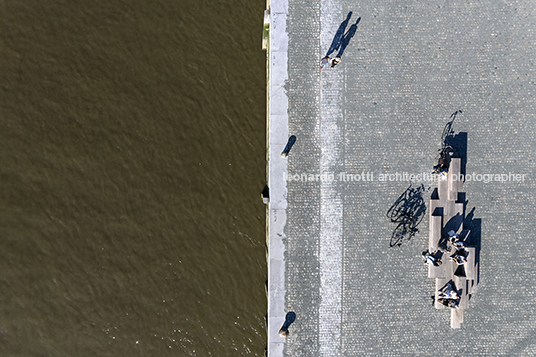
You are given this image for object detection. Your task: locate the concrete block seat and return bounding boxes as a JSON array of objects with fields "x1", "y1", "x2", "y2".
[
  {"x1": 427, "y1": 156, "x2": 477, "y2": 328},
  {"x1": 428, "y1": 254, "x2": 453, "y2": 279},
  {"x1": 438, "y1": 177, "x2": 448, "y2": 206},
  {"x1": 443, "y1": 204, "x2": 464, "y2": 237},
  {"x1": 450, "y1": 201, "x2": 464, "y2": 222},
  {"x1": 430, "y1": 198, "x2": 442, "y2": 216},
  {"x1": 451, "y1": 308, "x2": 463, "y2": 329},
  {"x1": 429, "y1": 215, "x2": 443, "y2": 252},
  {"x1": 464, "y1": 247, "x2": 477, "y2": 280},
  {"x1": 468, "y1": 278, "x2": 478, "y2": 295},
  {"x1": 448, "y1": 158, "x2": 462, "y2": 200}
]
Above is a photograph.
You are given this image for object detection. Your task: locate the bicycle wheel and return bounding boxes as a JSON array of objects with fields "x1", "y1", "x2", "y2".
[{"x1": 390, "y1": 223, "x2": 408, "y2": 248}]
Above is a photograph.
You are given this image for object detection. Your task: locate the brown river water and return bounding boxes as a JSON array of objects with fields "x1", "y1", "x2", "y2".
[{"x1": 0, "y1": 0, "x2": 267, "y2": 355}]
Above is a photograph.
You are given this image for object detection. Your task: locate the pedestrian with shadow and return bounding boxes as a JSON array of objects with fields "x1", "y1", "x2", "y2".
[
  {"x1": 320, "y1": 56, "x2": 330, "y2": 70},
  {"x1": 326, "y1": 12, "x2": 353, "y2": 57},
  {"x1": 279, "y1": 312, "x2": 296, "y2": 338},
  {"x1": 322, "y1": 13, "x2": 360, "y2": 70},
  {"x1": 281, "y1": 135, "x2": 296, "y2": 158},
  {"x1": 331, "y1": 56, "x2": 341, "y2": 68}
]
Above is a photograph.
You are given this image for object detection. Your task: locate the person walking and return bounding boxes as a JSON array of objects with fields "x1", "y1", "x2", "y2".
[
  {"x1": 320, "y1": 56, "x2": 330, "y2": 70},
  {"x1": 331, "y1": 56, "x2": 342, "y2": 68}
]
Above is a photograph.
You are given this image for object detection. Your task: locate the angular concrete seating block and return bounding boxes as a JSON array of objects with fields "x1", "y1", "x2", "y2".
[
  {"x1": 470, "y1": 276, "x2": 479, "y2": 294},
  {"x1": 449, "y1": 157, "x2": 461, "y2": 173},
  {"x1": 448, "y1": 158, "x2": 462, "y2": 199},
  {"x1": 428, "y1": 256, "x2": 453, "y2": 279},
  {"x1": 429, "y1": 215, "x2": 443, "y2": 252},
  {"x1": 453, "y1": 202, "x2": 464, "y2": 220},
  {"x1": 448, "y1": 187, "x2": 457, "y2": 201},
  {"x1": 430, "y1": 199, "x2": 442, "y2": 216},
  {"x1": 444, "y1": 200, "x2": 463, "y2": 225},
  {"x1": 464, "y1": 247, "x2": 477, "y2": 280},
  {"x1": 443, "y1": 207, "x2": 464, "y2": 237},
  {"x1": 451, "y1": 308, "x2": 463, "y2": 329},
  {"x1": 438, "y1": 178, "x2": 448, "y2": 204},
  {"x1": 445, "y1": 199, "x2": 455, "y2": 219}
]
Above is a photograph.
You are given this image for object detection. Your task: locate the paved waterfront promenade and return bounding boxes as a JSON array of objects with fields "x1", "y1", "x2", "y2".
[{"x1": 267, "y1": 0, "x2": 536, "y2": 355}]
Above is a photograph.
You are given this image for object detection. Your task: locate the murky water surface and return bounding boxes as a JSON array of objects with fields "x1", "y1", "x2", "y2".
[{"x1": 0, "y1": 1, "x2": 267, "y2": 355}]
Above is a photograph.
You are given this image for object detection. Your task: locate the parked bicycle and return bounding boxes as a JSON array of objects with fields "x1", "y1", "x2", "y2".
[{"x1": 432, "y1": 110, "x2": 461, "y2": 174}]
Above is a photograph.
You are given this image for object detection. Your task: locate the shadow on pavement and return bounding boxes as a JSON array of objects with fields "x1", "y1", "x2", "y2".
[
  {"x1": 387, "y1": 183, "x2": 427, "y2": 248},
  {"x1": 336, "y1": 17, "x2": 361, "y2": 57}
]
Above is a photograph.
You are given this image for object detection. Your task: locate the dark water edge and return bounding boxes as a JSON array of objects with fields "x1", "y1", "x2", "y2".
[{"x1": 0, "y1": 0, "x2": 267, "y2": 356}]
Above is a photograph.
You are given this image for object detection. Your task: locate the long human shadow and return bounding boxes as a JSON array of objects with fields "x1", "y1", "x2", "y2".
[
  {"x1": 281, "y1": 135, "x2": 296, "y2": 158},
  {"x1": 326, "y1": 12, "x2": 353, "y2": 57},
  {"x1": 279, "y1": 311, "x2": 296, "y2": 337},
  {"x1": 387, "y1": 183, "x2": 427, "y2": 248},
  {"x1": 336, "y1": 17, "x2": 361, "y2": 57}
]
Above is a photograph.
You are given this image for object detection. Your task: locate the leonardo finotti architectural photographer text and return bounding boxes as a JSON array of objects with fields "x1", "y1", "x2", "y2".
[{"x1": 284, "y1": 172, "x2": 527, "y2": 183}]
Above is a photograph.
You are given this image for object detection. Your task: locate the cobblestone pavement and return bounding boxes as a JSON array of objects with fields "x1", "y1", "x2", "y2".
[{"x1": 274, "y1": 0, "x2": 536, "y2": 355}]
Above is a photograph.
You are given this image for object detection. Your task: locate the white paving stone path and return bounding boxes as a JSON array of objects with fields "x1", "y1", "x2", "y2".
[{"x1": 319, "y1": 0, "x2": 344, "y2": 355}]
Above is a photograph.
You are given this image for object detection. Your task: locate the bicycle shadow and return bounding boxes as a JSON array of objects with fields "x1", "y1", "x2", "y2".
[
  {"x1": 387, "y1": 183, "x2": 427, "y2": 248},
  {"x1": 434, "y1": 110, "x2": 467, "y2": 175}
]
